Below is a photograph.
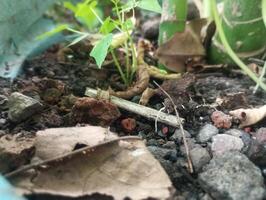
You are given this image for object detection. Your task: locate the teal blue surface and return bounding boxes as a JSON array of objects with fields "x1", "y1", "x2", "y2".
[{"x1": 0, "y1": 175, "x2": 25, "y2": 200}]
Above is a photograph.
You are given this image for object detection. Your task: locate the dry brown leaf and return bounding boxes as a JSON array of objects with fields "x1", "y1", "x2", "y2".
[
  {"x1": 35, "y1": 126, "x2": 118, "y2": 160},
  {"x1": 0, "y1": 135, "x2": 35, "y2": 174},
  {"x1": 156, "y1": 19, "x2": 207, "y2": 72},
  {"x1": 10, "y1": 138, "x2": 173, "y2": 200},
  {"x1": 229, "y1": 105, "x2": 266, "y2": 128}
]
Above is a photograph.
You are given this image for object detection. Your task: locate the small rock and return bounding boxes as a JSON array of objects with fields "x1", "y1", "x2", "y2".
[
  {"x1": 180, "y1": 138, "x2": 200, "y2": 156},
  {"x1": 148, "y1": 146, "x2": 177, "y2": 163},
  {"x1": 71, "y1": 97, "x2": 121, "y2": 126},
  {"x1": 170, "y1": 128, "x2": 191, "y2": 141},
  {"x1": 147, "y1": 146, "x2": 183, "y2": 188},
  {"x1": 0, "y1": 118, "x2": 6, "y2": 127},
  {"x1": 162, "y1": 141, "x2": 176, "y2": 149},
  {"x1": 190, "y1": 147, "x2": 211, "y2": 172},
  {"x1": 247, "y1": 139, "x2": 266, "y2": 166},
  {"x1": 224, "y1": 129, "x2": 251, "y2": 153},
  {"x1": 0, "y1": 95, "x2": 8, "y2": 110},
  {"x1": 224, "y1": 129, "x2": 244, "y2": 138},
  {"x1": 196, "y1": 124, "x2": 218, "y2": 143},
  {"x1": 199, "y1": 152, "x2": 265, "y2": 200},
  {"x1": 146, "y1": 139, "x2": 159, "y2": 146},
  {"x1": 211, "y1": 110, "x2": 232, "y2": 129},
  {"x1": 254, "y1": 128, "x2": 266, "y2": 143},
  {"x1": 211, "y1": 134, "x2": 244, "y2": 155},
  {"x1": 0, "y1": 135, "x2": 35, "y2": 173},
  {"x1": 121, "y1": 118, "x2": 136, "y2": 133},
  {"x1": 8, "y1": 92, "x2": 43, "y2": 123}
]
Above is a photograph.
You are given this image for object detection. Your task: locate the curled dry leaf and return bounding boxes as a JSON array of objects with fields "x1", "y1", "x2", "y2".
[
  {"x1": 229, "y1": 105, "x2": 266, "y2": 128},
  {"x1": 0, "y1": 135, "x2": 35, "y2": 174},
  {"x1": 35, "y1": 126, "x2": 117, "y2": 160},
  {"x1": 10, "y1": 138, "x2": 173, "y2": 200},
  {"x1": 156, "y1": 19, "x2": 206, "y2": 72}
]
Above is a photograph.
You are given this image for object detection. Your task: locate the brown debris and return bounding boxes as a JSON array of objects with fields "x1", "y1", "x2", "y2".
[
  {"x1": 71, "y1": 97, "x2": 121, "y2": 126},
  {"x1": 211, "y1": 110, "x2": 232, "y2": 129},
  {"x1": 215, "y1": 92, "x2": 248, "y2": 110}
]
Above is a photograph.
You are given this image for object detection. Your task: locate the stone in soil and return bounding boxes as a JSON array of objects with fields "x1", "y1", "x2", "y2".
[
  {"x1": 170, "y1": 128, "x2": 191, "y2": 141},
  {"x1": 196, "y1": 124, "x2": 218, "y2": 143},
  {"x1": 190, "y1": 147, "x2": 211, "y2": 172},
  {"x1": 199, "y1": 151, "x2": 265, "y2": 200},
  {"x1": 0, "y1": 134, "x2": 35, "y2": 173},
  {"x1": 8, "y1": 92, "x2": 43, "y2": 123},
  {"x1": 247, "y1": 128, "x2": 266, "y2": 166},
  {"x1": 0, "y1": 95, "x2": 8, "y2": 110},
  {"x1": 211, "y1": 110, "x2": 232, "y2": 129},
  {"x1": 211, "y1": 134, "x2": 244, "y2": 155}
]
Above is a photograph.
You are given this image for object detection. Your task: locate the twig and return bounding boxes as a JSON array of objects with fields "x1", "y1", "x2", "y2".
[
  {"x1": 5, "y1": 136, "x2": 141, "y2": 178},
  {"x1": 153, "y1": 81, "x2": 193, "y2": 173},
  {"x1": 85, "y1": 88, "x2": 184, "y2": 127}
]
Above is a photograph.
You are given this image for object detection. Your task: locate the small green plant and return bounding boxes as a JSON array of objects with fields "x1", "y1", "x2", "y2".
[{"x1": 39, "y1": 0, "x2": 161, "y2": 86}]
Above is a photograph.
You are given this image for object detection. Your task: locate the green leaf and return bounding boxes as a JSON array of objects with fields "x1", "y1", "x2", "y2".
[
  {"x1": 138, "y1": 0, "x2": 162, "y2": 13},
  {"x1": 0, "y1": 0, "x2": 64, "y2": 78},
  {"x1": 90, "y1": 34, "x2": 113, "y2": 68},
  {"x1": 63, "y1": 1, "x2": 77, "y2": 12},
  {"x1": 36, "y1": 24, "x2": 68, "y2": 40},
  {"x1": 99, "y1": 17, "x2": 116, "y2": 34}
]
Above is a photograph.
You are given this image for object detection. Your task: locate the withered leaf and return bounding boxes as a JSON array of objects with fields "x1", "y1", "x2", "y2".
[
  {"x1": 10, "y1": 138, "x2": 173, "y2": 200},
  {"x1": 156, "y1": 19, "x2": 207, "y2": 72}
]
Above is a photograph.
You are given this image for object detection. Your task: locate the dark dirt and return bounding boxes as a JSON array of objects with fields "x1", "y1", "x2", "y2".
[{"x1": 1, "y1": 45, "x2": 266, "y2": 199}]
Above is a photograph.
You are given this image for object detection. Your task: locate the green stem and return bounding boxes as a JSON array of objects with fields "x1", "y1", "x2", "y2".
[
  {"x1": 110, "y1": 49, "x2": 128, "y2": 86},
  {"x1": 263, "y1": 0, "x2": 266, "y2": 27},
  {"x1": 211, "y1": 0, "x2": 266, "y2": 91}
]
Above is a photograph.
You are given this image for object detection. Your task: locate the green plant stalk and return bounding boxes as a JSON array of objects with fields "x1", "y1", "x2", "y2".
[
  {"x1": 91, "y1": 2, "x2": 130, "y2": 86},
  {"x1": 211, "y1": 0, "x2": 266, "y2": 91},
  {"x1": 209, "y1": 0, "x2": 266, "y2": 64},
  {"x1": 263, "y1": 0, "x2": 266, "y2": 27},
  {"x1": 110, "y1": 49, "x2": 128, "y2": 85}
]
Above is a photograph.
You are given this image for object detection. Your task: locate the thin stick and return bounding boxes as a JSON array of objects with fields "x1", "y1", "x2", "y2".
[
  {"x1": 85, "y1": 88, "x2": 184, "y2": 127},
  {"x1": 5, "y1": 136, "x2": 141, "y2": 178},
  {"x1": 153, "y1": 81, "x2": 193, "y2": 173}
]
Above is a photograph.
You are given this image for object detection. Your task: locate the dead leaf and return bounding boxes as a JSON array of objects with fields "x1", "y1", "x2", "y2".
[
  {"x1": 0, "y1": 135, "x2": 35, "y2": 174},
  {"x1": 35, "y1": 126, "x2": 117, "y2": 160},
  {"x1": 229, "y1": 105, "x2": 266, "y2": 127},
  {"x1": 156, "y1": 19, "x2": 206, "y2": 72},
  {"x1": 10, "y1": 138, "x2": 173, "y2": 200}
]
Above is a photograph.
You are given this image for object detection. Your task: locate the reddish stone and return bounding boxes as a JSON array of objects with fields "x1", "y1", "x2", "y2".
[
  {"x1": 211, "y1": 111, "x2": 232, "y2": 129},
  {"x1": 71, "y1": 97, "x2": 121, "y2": 126},
  {"x1": 121, "y1": 118, "x2": 136, "y2": 133}
]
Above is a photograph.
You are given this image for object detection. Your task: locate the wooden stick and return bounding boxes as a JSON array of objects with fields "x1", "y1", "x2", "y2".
[{"x1": 85, "y1": 88, "x2": 184, "y2": 127}]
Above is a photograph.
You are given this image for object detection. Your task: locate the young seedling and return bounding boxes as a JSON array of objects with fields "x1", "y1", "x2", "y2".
[{"x1": 39, "y1": 0, "x2": 162, "y2": 87}]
